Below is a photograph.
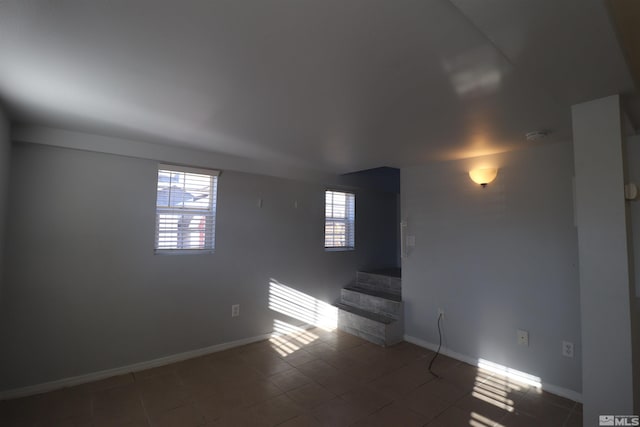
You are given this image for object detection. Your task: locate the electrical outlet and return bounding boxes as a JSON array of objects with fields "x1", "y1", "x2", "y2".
[
  {"x1": 438, "y1": 308, "x2": 445, "y2": 319},
  {"x1": 562, "y1": 341, "x2": 574, "y2": 358},
  {"x1": 231, "y1": 304, "x2": 240, "y2": 317},
  {"x1": 407, "y1": 235, "x2": 416, "y2": 247},
  {"x1": 517, "y1": 329, "x2": 529, "y2": 346}
]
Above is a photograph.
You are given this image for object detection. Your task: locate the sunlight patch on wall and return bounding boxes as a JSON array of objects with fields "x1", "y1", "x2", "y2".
[
  {"x1": 442, "y1": 46, "x2": 505, "y2": 98},
  {"x1": 268, "y1": 279, "x2": 338, "y2": 331}
]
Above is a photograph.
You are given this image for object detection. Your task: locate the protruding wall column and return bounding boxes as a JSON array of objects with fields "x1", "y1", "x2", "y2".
[{"x1": 572, "y1": 94, "x2": 634, "y2": 425}]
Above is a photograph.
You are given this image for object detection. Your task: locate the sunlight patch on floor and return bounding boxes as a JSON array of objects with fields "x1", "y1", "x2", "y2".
[
  {"x1": 471, "y1": 388, "x2": 514, "y2": 413},
  {"x1": 269, "y1": 319, "x2": 320, "y2": 356},
  {"x1": 470, "y1": 358, "x2": 542, "y2": 417},
  {"x1": 469, "y1": 411, "x2": 504, "y2": 427}
]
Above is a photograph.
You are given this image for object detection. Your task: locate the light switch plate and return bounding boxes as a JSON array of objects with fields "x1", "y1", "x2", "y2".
[{"x1": 517, "y1": 329, "x2": 529, "y2": 346}]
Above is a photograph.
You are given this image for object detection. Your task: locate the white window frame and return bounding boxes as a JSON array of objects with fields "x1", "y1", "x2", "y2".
[
  {"x1": 155, "y1": 164, "x2": 219, "y2": 254},
  {"x1": 324, "y1": 190, "x2": 355, "y2": 251}
]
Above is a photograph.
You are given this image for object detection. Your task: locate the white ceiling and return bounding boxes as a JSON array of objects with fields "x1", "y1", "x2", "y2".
[{"x1": 0, "y1": 0, "x2": 635, "y2": 173}]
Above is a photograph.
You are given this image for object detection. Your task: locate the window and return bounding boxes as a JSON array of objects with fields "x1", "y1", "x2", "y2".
[
  {"x1": 155, "y1": 164, "x2": 219, "y2": 253},
  {"x1": 325, "y1": 190, "x2": 355, "y2": 249}
]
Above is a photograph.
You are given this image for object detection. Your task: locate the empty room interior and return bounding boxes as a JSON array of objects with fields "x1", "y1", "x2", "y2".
[{"x1": 1, "y1": 1, "x2": 640, "y2": 426}]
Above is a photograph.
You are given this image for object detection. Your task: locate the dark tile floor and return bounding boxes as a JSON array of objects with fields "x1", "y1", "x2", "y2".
[{"x1": 0, "y1": 326, "x2": 582, "y2": 426}]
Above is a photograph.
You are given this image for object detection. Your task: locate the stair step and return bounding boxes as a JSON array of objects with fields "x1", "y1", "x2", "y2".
[
  {"x1": 335, "y1": 303, "x2": 403, "y2": 347},
  {"x1": 356, "y1": 271, "x2": 401, "y2": 296},
  {"x1": 341, "y1": 287, "x2": 402, "y2": 319},
  {"x1": 335, "y1": 268, "x2": 403, "y2": 347},
  {"x1": 343, "y1": 285, "x2": 401, "y2": 302},
  {"x1": 334, "y1": 303, "x2": 395, "y2": 324},
  {"x1": 362, "y1": 268, "x2": 401, "y2": 278}
]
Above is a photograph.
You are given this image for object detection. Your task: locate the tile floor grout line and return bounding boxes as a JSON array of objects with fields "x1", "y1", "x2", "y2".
[{"x1": 137, "y1": 379, "x2": 152, "y2": 427}]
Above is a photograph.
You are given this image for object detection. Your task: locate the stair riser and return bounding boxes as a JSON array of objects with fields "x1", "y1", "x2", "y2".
[
  {"x1": 337, "y1": 309, "x2": 404, "y2": 347},
  {"x1": 356, "y1": 272, "x2": 401, "y2": 296},
  {"x1": 339, "y1": 309, "x2": 384, "y2": 338},
  {"x1": 339, "y1": 325, "x2": 387, "y2": 346},
  {"x1": 340, "y1": 289, "x2": 402, "y2": 319}
]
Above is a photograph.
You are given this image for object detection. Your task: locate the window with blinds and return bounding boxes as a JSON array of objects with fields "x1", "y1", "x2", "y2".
[
  {"x1": 155, "y1": 164, "x2": 219, "y2": 253},
  {"x1": 325, "y1": 190, "x2": 355, "y2": 250}
]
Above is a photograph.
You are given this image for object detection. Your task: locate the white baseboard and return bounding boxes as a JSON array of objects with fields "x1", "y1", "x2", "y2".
[
  {"x1": 0, "y1": 332, "x2": 273, "y2": 401},
  {"x1": 404, "y1": 334, "x2": 582, "y2": 404},
  {"x1": 3, "y1": 329, "x2": 582, "y2": 404}
]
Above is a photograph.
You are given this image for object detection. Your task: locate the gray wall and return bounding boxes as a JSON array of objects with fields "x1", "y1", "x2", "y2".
[
  {"x1": 0, "y1": 142, "x2": 397, "y2": 391},
  {"x1": 401, "y1": 142, "x2": 582, "y2": 394},
  {"x1": 572, "y1": 95, "x2": 634, "y2": 420},
  {"x1": 0, "y1": 107, "x2": 10, "y2": 299}
]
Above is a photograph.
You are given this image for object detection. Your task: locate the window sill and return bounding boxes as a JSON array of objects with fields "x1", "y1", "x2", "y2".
[
  {"x1": 324, "y1": 247, "x2": 355, "y2": 252},
  {"x1": 154, "y1": 249, "x2": 215, "y2": 255}
]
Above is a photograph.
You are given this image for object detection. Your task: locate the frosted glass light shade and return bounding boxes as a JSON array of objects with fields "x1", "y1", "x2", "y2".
[{"x1": 469, "y1": 168, "x2": 498, "y2": 186}]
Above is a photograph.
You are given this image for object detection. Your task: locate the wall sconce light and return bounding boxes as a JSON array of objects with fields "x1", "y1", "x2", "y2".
[{"x1": 469, "y1": 168, "x2": 498, "y2": 188}]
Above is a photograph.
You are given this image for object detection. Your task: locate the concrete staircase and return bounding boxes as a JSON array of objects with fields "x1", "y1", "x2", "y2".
[{"x1": 335, "y1": 269, "x2": 403, "y2": 347}]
